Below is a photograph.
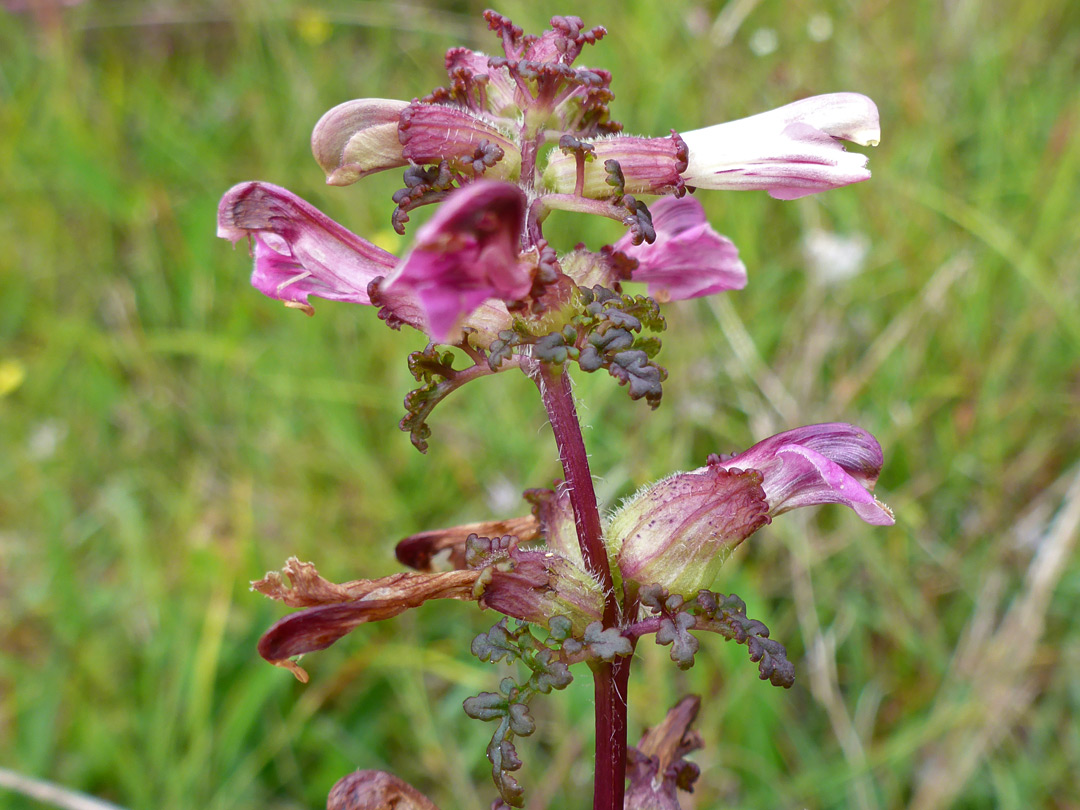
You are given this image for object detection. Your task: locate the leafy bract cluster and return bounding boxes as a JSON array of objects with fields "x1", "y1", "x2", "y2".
[
  {"x1": 639, "y1": 584, "x2": 795, "y2": 687},
  {"x1": 463, "y1": 618, "x2": 574, "y2": 807},
  {"x1": 489, "y1": 285, "x2": 668, "y2": 408}
]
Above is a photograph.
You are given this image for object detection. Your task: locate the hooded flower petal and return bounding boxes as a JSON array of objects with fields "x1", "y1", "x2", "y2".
[
  {"x1": 680, "y1": 93, "x2": 880, "y2": 200},
  {"x1": 217, "y1": 181, "x2": 396, "y2": 311},
  {"x1": 712, "y1": 422, "x2": 895, "y2": 525},
  {"x1": 311, "y1": 98, "x2": 411, "y2": 186},
  {"x1": 383, "y1": 181, "x2": 530, "y2": 342},
  {"x1": 612, "y1": 195, "x2": 747, "y2": 301},
  {"x1": 605, "y1": 466, "x2": 771, "y2": 596}
]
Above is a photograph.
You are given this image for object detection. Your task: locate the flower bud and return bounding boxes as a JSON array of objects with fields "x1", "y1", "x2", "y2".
[
  {"x1": 606, "y1": 467, "x2": 770, "y2": 597},
  {"x1": 479, "y1": 549, "x2": 605, "y2": 635},
  {"x1": 328, "y1": 769, "x2": 439, "y2": 810},
  {"x1": 311, "y1": 98, "x2": 411, "y2": 186},
  {"x1": 542, "y1": 133, "x2": 687, "y2": 198},
  {"x1": 399, "y1": 103, "x2": 521, "y2": 180}
]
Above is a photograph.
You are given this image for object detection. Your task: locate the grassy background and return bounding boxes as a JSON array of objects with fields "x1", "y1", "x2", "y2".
[{"x1": 2, "y1": 0, "x2": 1079, "y2": 808}]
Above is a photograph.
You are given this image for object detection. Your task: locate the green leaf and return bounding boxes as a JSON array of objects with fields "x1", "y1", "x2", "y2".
[{"x1": 583, "y1": 621, "x2": 632, "y2": 660}]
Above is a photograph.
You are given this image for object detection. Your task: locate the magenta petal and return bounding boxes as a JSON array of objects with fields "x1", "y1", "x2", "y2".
[
  {"x1": 217, "y1": 181, "x2": 396, "y2": 309},
  {"x1": 398, "y1": 103, "x2": 521, "y2": 179},
  {"x1": 715, "y1": 423, "x2": 895, "y2": 525},
  {"x1": 384, "y1": 181, "x2": 530, "y2": 342},
  {"x1": 613, "y1": 196, "x2": 747, "y2": 301}
]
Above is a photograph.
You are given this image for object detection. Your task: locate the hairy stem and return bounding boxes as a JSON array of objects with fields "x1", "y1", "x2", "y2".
[
  {"x1": 536, "y1": 364, "x2": 616, "y2": 620},
  {"x1": 535, "y1": 363, "x2": 629, "y2": 810},
  {"x1": 592, "y1": 656, "x2": 633, "y2": 810}
]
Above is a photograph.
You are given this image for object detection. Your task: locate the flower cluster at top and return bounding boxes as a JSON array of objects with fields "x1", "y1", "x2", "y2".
[{"x1": 217, "y1": 11, "x2": 880, "y2": 354}]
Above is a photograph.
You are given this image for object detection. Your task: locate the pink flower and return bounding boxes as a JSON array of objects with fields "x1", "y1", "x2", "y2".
[
  {"x1": 541, "y1": 93, "x2": 880, "y2": 201},
  {"x1": 381, "y1": 180, "x2": 530, "y2": 342},
  {"x1": 216, "y1": 180, "x2": 528, "y2": 342},
  {"x1": 711, "y1": 422, "x2": 894, "y2": 524},
  {"x1": 217, "y1": 181, "x2": 395, "y2": 312},
  {"x1": 606, "y1": 423, "x2": 894, "y2": 596},
  {"x1": 612, "y1": 195, "x2": 747, "y2": 301},
  {"x1": 679, "y1": 93, "x2": 880, "y2": 200}
]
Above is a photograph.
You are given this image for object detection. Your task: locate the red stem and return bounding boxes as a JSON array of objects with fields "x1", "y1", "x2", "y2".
[
  {"x1": 535, "y1": 364, "x2": 628, "y2": 810},
  {"x1": 536, "y1": 364, "x2": 616, "y2": 623},
  {"x1": 592, "y1": 656, "x2": 632, "y2": 810}
]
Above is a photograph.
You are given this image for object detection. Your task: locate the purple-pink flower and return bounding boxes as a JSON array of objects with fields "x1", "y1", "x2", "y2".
[
  {"x1": 381, "y1": 181, "x2": 530, "y2": 341},
  {"x1": 217, "y1": 19, "x2": 879, "y2": 343},
  {"x1": 679, "y1": 93, "x2": 881, "y2": 200},
  {"x1": 217, "y1": 181, "x2": 395, "y2": 313},
  {"x1": 612, "y1": 196, "x2": 747, "y2": 302},
  {"x1": 607, "y1": 423, "x2": 894, "y2": 596},
  {"x1": 710, "y1": 422, "x2": 894, "y2": 524},
  {"x1": 217, "y1": 180, "x2": 527, "y2": 342}
]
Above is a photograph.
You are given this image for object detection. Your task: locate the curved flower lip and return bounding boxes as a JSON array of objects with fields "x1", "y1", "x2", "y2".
[
  {"x1": 311, "y1": 98, "x2": 411, "y2": 186},
  {"x1": 713, "y1": 422, "x2": 895, "y2": 525},
  {"x1": 613, "y1": 195, "x2": 747, "y2": 302},
  {"x1": 383, "y1": 180, "x2": 530, "y2": 342},
  {"x1": 680, "y1": 93, "x2": 880, "y2": 200},
  {"x1": 217, "y1": 181, "x2": 396, "y2": 310}
]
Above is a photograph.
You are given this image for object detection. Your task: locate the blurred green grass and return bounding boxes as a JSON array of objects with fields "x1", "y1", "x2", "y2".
[{"x1": 1, "y1": 1, "x2": 1078, "y2": 808}]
